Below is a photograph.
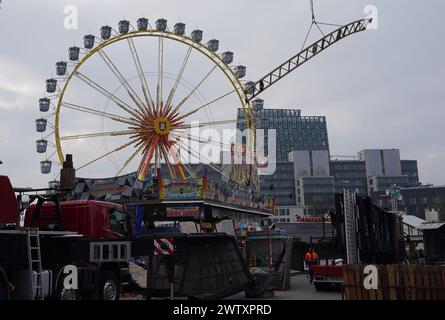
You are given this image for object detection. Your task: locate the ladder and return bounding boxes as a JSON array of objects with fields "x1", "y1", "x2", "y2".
[{"x1": 26, "y1": 228, "x2": 44, "y2": 300}]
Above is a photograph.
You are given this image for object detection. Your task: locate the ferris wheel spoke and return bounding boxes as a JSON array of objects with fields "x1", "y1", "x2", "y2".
[
  {"x1": 77, "y1": 137, "x2": 139, "y2": 171},
  {"x1": 155, "y1": 144, "x2": 161, "y2": 171},
  {"x1": 171, "y1": 65, "x2": 218, "y2": 115},
  {"x1": 171, "y1": 142, "x2": 199, "y2": 179},
  {"x1": 159, "y1": 143, "x2": 177, "y2": 180},
  {"x1": 61, "y1": 102, "x2": 139, "y2": 126},
  {"x1": 74, "y1": 71, "x2": 142, "y2": 120},
  {"x1": 175, "y1": 139, "x2": 227, "y2": 178},
  {"x1": 177, "y1": 118, "x2": 248, "y2": 129},
  {"x1": 60, "y1": 130, "x2": 137, "y2": 141},
  {"x1": 168, "y1": 141, "x2": 198, "y2": 179},
  {"x1": 175, "y1": 89, "x2": 236, "y2": 121},
  {"x1": 137, "y1": 136, "x2": 158, "y2": 181},
  {"x1": 127, "y1": 38, "x2": 154, "y2": 113},
  {"x1": 164, "y1": 141, "x2": 186, "y2": 180},
  {"x1": 115, "y1": 143, "x2": 145, "y2": 177},
  {"x1": 98, "y1": 49, "x2": 147, "y2": 114},
  {"x1": 157, "y1": 37, "x2": 164, "y2": 114},
  {"x1": 165, "y1": 46, "x2": 192, "y2": 108},
  {"x1": 170, "y1": 132, "x2": 232, "y2": 149}
]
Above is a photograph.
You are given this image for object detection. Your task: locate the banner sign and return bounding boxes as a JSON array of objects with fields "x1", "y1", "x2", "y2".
[
  {"x1": 166, "y1": 206, "x2": 201, "y2": 218},
  {"x1": 295, "y1": 215, "x2": 331, "y2": 223},
  {"x1": 73, "y1": 170, "x2": 274, "y2": 213},
  {"x1": 160, "y1": 179, "x2": 203, "y2": 200}
]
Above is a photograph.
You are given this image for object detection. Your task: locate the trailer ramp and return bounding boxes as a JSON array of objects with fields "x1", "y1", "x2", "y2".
[{"x1": 134, "y1": 233, "x2": 253, "y2": 299}]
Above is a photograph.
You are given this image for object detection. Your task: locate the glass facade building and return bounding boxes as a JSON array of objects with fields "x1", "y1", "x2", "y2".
[
  {"x1": 331, "y1": 158, "x2": 419, "y2": 196},
  {"x1": 237, "y1": 100, "x2": 330, "y2": 207},
  {"x1": 330, "y1": 160, "x2": 368, "y2": 195},
  {"x1": 372, "y1": 185, "x2": 445, "y2": 219},
  {"x1": 401, "y1": 160, "x2": 420, "y2": 186},
  {"x1": 259, "y1": 162, "x2": 296, "y2": 206},
  {"x1": 237, "y1": 105, "x2": 329, "y2": 162}
]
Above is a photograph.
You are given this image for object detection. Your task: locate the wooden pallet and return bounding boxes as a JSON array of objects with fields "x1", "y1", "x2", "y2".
[{"x1": 343, "y1": 264, "x2": 445, "y2": 300}]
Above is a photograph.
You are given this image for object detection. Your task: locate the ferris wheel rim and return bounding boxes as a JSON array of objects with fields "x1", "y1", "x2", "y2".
[{"x1": 53, "y1": 28, "x2": 255, "y2": 173}]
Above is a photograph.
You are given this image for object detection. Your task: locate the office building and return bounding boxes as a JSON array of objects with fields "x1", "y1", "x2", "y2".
[
  {"x1": 237, "y1": 99, "x2": 329, "y2": 161},
  {"x1": 372, "y1": 185, "x2": 445, "y2": 220},
  {"x1": 236, "y1": 99, "x2": 330, "y2": 209},
  {"x1": 331, "y1": 150, "x2": 419, "y2": 195},
  {"x1": 237, "y1": 100, "x2": 422, "y2": 222}
]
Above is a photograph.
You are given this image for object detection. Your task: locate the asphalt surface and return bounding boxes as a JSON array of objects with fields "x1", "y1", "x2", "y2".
[
  {"x1": 122, "y1": 270, "x2": 342, "y2": 300},
  {"x1": 227, "y1": 274, "x2": 342, "y2": 300}
]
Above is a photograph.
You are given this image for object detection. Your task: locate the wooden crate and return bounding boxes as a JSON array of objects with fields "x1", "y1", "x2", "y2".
[{"x1": 343, "y1": 264, "x2": 445, "y2": 300}]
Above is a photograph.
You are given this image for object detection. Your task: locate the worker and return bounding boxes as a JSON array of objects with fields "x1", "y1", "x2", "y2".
[
  {"x1": 417, "y1": 249, "x2": 426, "y2": 265},
  {"x1": 304, "y1": 248, "x2": 319, "y2": 283}
]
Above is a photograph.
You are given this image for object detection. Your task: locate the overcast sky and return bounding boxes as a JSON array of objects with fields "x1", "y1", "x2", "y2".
[{"x1": 0, "y1": 0, "x2": 444, "y2": 188}]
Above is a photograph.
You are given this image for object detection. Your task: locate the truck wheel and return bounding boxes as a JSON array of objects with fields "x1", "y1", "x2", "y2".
[
  {"x1": 53, "y1": 276, "x2": 78, "y2": 300},
  {"x1": 98, "y1": 271, "x2": 120, "y2": 300}
]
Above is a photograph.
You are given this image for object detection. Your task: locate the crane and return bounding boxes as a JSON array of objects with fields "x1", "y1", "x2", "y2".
[{"x1": 245, "y1": 17, "x2": 372, "y2": 102}]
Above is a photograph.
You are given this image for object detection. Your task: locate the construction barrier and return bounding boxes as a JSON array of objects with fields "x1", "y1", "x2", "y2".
[{"x1": 342, "y1": 264, "x2": 445, "y2": 300}]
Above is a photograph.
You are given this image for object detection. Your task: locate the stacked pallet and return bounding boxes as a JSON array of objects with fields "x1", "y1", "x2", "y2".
[{"x1": 343, "y1": 264, "x2": 445, "y2": 300}]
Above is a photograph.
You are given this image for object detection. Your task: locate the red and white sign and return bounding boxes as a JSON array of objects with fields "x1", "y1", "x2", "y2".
[{"x1": 153, "y1": 238, "x2": 175, "y2": 255}]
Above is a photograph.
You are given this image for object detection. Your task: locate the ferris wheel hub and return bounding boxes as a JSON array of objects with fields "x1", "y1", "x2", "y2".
[{"x1": 153, "y1": 116, "x2": 172, "y2": 136}]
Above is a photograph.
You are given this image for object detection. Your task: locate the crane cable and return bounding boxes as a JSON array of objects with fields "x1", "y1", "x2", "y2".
[{"x1": 301, "y1": 0, "x2": 343, "y2": 50}]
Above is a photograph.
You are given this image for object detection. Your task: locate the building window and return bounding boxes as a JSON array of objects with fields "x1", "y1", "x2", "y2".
[
  {"x1": 421, "y1": 197, "x2": 428, "y2": 204},
  {"x1": 410, "y1": 197, "x2": 417, "y2": 205}
]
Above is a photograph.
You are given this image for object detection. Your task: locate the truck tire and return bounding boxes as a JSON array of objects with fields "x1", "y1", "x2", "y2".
[
  {"x1": 98, "y1": 271, "x2": 120, "y2": 300},
  {"x1": 53, "y1": 275, "x2": 78, "y2": 300},
  {"x1": 49, "y1": 270, "x2": 79, "y2": 300}
]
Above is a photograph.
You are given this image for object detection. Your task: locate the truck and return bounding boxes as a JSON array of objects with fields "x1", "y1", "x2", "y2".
[
  {"x1": 310, "y1": 260, "x2": 343, "y2": 291},
  {"x1": 0, "y1": 175, "x2": 132, "y2": 300}
]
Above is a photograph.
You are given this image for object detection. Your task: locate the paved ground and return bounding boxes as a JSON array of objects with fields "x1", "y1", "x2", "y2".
[
  {"x1": 124, "y1": 263, "x2": 342, "y2": 300},
  {"x1": 226, "y1": 274, "x2": 342, "y2": 300}
]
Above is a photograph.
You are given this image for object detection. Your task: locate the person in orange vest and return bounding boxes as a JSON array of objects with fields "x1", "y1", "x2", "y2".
[{"x1": 304, "y1": 248, "x2": 319, "y2": 283}]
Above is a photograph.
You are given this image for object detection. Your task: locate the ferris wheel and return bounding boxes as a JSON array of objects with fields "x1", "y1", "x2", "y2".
[{"x1": 36, "y1": 18, "x2": 256, "y2": 182}]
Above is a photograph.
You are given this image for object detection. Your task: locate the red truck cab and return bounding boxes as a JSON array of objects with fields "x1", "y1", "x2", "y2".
[
  {"x1": 25, "y1": 200, "x2": 129, "y2": 239},
  {"x1": 310, "y1": 260, "x2": 344, "y2": 291}
]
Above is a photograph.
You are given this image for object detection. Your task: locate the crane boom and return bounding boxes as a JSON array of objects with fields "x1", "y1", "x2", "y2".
[{"x1": 245, "y1": 18, "x2": 372, "y2": 102}]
